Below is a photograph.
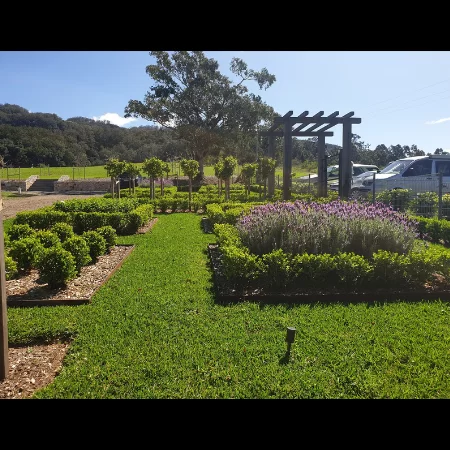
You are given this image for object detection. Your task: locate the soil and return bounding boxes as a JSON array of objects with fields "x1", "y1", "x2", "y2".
[{"x1": 0, "y1": 192, "x2": 155, "y2": 398}]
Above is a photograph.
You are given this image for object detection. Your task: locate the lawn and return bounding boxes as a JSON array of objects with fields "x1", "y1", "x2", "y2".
[
  {"x1": 4, "y1": 212, "x2": 450, "y2": 398},
  {"x1": 1, "y1": 163, "x2": 313, "y2": 181}
]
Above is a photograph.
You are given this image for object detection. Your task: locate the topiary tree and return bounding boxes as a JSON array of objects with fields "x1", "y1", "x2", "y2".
[
  {"x1": 220, "y1": 156, "x2": 238, "y2": 201},
  {"x1": 180, "y1": 159, "x2": 199, "y2": 211},
  {"x1": 105, "y1": 158, "x2": 126, "y2": 199},
  {"x1": 160, "y1": 161, "x2": 170, "y2": 197},
  {"x1": 214, "y1": 159, "x2": 224, "y2": 196},
  {"x1": 142, "y1": 157, "x2": 164, "y2": 200},
  {"x1": 34, "y1": 230, "x2": 61, "y2": 249},
  {"x1": 124, "y1": 162, "x2": 141, "y2": 195},
  {"x1": 241, "y1": 162, "x2": 258, "y2": 197},
  {"x1": 258, "y1": 157, "x2": 277, "y2": 199},
  {"x1": 6, "y1": 223, "x2": 36, "y2": 242}
]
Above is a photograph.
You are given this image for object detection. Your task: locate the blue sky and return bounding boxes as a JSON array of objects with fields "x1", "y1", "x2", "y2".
[{"x1": 1, "y1": 51, "x2": 450, "y2": 154}]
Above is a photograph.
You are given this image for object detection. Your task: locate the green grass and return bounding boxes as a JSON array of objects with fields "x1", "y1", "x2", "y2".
[
  {"x1": 3, "y1": 212, "x2": 450, "y2": 398},
  {"x1": 1, "y1": 163, "x2": 313, "y2": 181}
]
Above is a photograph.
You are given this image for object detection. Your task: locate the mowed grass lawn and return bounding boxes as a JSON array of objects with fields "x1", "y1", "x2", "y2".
[
  {"x1": 1, "y1": 164, "x2": 313, "y2": 181},
  {"x1": 5, "y1": 212, "x2": 450, "y2": 398}
]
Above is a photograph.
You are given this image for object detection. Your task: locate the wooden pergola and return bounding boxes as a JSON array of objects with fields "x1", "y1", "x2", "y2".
[{"x1": 260, "y1": 110, "x2": 361, "y2": 200}]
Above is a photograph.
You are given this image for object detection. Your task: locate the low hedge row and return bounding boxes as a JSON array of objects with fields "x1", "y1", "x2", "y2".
[
  {"x1": 214, "y1": 223, "x2": 450, "y2": 291},
  {"x1": 13, "y1": 204, "x2": 154, "y2": 235}
]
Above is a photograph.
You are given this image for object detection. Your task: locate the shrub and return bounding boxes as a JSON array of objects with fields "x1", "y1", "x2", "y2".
[
  {"x1": 37, "y1": 247, "x2": 77, "y2": 288},
  {"x1": 50, "y1": 222, "x2": 75, "y2": 242},
  {"x1": 8, "y1": 237, "x2": 45, "y2": 272},
  {"x1": 236, "y1": 200, "x2": 418, "y2": 259},
  {"x1": 82, "y1": 231, "x2": 107, "y2": 262},
  {"x1": 5, "y1": 255, "x2": 18, "y2": 280},
  {"x1": 96, "y1": 226, "x2": 118, "y2": 251},
  {"x1": 409, "y1": 192, "x2": 438, "y2": 217},
  {"x1": 376, "y1": 189, "x2": 412, "y2": 212},
  {"x1": 34, "y1": 230, "x2": 61, "y2": 248},
  {"x1": 7, "y1": 223, "x2": 36, "y2": 242},
  {"x1": 62, "y1": 236, "x2": 92, "y2": 274}
]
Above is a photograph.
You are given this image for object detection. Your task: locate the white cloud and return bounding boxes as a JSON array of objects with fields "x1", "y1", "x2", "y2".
[
  {"x1": 425, "y1": 117, "x2": 450, "y2": 125},
  {"x1": 92, "y1": 113, "x2": 137, "y2": 127}
]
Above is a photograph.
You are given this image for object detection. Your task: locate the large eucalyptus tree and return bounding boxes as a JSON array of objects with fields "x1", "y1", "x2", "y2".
[{"x1": 124, "y1": 51, "x2": 277, "y2": 176}]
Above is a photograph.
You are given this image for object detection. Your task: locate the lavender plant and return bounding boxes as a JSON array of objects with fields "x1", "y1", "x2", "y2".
[{"x1": 236, "y1": 200, "x2": 418, "y2": 259}]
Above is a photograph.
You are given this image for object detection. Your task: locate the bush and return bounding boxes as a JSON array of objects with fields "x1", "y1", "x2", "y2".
[
  {"x1": 82, "y1": 231, "x2": 107, "y2": 262},
  {"x1": 62, "y1": 236, "x2": 92, "y2": 274},
  {"x1": 7, "y1": 223, "x2": 36, "y2": 242},
  {"x1": 5, "y1": 255, "x2": 18, "y2": 280},
  {"x1": 37, "y1": 247, "x2": 77, "y2": 288},
  {"x1": 50, "y1": 222, "x2": 75, "y2": 242},
  {"x1": 96, "y1": 226, "x2": 118, "y2": 251},
  {"x1": 34, "y1": 230, "x2": 61, "y2": 248},
  {"x1": 8, "y1": 237, "x2": 44, "y2": 272}
]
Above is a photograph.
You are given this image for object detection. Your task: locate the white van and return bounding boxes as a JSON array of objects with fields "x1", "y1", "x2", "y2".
[{"x1": 352, "y1": 155, "x2": 450, "y2": 196}]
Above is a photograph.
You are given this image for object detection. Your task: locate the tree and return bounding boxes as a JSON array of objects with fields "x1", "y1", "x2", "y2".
[
  {"x1": 124, "y1": 162, "x2": 141, "y2": 195},
  {"x1": 160, "y1": 161, "x2": 170, "y2": 196},
  {"x1": 435, "y1": 148, "x2": 444, "y2": 155},
  {"x1": 217, "y1": 156, "x2": 237, "y2": 201},
  {"x1": 214, "y1": 159, "x2": 224, "y2": 196},
  {"x1": 180, "y1": 159, "x2": 199, "y2": 210},
  {"x1": 258, "y1": 157, "x2": 277, "y2": 199},
  {"x1": 142, "y1": 157, "x2": 164, "y2": 200},
  {"x1": 241, "y1": 162, "x2": 257, "y2": 197},
  {"x1": 104, "y1": 158, "x2": 126, "y2": 199},
  {"x1": 124, "y1": 51, "x2": 276, "y2": 176}
]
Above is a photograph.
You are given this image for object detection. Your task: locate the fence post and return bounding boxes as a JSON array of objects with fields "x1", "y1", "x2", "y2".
[
  {"x1": 372, "y1": 172, "x2": 376, "y2": 204},
  {"x1": 438, "y1": 172, "x2": 443, "y2": 220}
]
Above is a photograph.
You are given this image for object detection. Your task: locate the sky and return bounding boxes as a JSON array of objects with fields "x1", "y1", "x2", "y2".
[{"x1": 1, "y1": 50, "x2": 450, "y2": 154}]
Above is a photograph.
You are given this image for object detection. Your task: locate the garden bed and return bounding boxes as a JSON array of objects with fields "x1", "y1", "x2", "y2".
[{"x1": 207, "y1": 244, "x2": 450, "y2": 304}]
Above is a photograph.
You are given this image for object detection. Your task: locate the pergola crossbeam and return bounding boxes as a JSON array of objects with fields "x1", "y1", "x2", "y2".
[{"x1": 265, "y1": 110, "x2": 361, "y2": 200}]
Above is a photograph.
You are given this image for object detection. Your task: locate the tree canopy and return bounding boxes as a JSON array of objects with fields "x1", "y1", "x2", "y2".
[{"x1": 124, "y1": 51, "x2": 277, "y2": 175}]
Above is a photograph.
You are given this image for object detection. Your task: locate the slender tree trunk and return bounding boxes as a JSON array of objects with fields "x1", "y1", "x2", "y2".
[{"x1": 188, "y1": 177, "x2": 192, "y2": 211}]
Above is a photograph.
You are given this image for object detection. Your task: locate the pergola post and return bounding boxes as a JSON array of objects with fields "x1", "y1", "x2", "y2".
[
  {"x1": 317, "y1": 134, "x2": 326, "y2": 197},
  {"x1": 268, "y1": 134, "x2": 275, "y2": 197},
  {"x1": 283, "y1": 118, "x2": 293, "y2": 201},
  {"x1": 340, "y1": 119, "x2": 353, "y2": 199}
]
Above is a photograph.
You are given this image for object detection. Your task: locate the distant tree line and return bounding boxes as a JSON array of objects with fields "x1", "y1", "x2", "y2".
[{"x1": 0, "y1": 103, "x2": 439, "y2": 172}]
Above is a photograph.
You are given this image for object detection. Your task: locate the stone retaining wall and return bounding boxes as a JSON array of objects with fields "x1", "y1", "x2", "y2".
[
  {"x1": 0, "y1": 175, "x2": 37, "y2": 191},
  {"x1": 54, "y1": 177, "x2": 110, "y2": 193}
]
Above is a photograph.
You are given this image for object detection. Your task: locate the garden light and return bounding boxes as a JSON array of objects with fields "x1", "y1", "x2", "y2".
[{"x1": 286, "y1": 327, "x2": 296, "y2": 354}]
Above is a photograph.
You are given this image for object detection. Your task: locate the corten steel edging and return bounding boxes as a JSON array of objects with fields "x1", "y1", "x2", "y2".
[{"x1": 7, "y1": 244, "x2": 135, "y2": 307}]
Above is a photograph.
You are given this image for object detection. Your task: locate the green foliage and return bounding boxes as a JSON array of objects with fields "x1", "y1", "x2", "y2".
[
  {"x1": 8, "y1": 237, "x2": 44, "y2": 272},
  {"x1": 96, "y1": 226, "x2": 118, "y2": 251},
  {"x1": 37, "y1": 247, "x2": 78, "y2": 288},
  {"x1": 82, "y1": 230, "x2": 107, "y2": 262},
  {"x1": 409, "y1": 192, "x2": 438, "y2": 217},
  {"x1": 6, "y1": 223, "x2": 36, "y2": 242},
  {"x1": 13, "y1": 209, "x2": 71, "y2": 229},
  {"x1": 50, "y1": 222, "x2": 75, "y2": 242},
  {"x1": 62, "y1": 235, "x2": 92, "y2": 273},
  {"x1": 34, "y1": 230, "x2": 61, "y2": 248},
  {"x1": 376, "y1": 189, "x2": 412, "y2": 212},
  {"x1": 5, "y1": 254, "x2": 18, "y2": 280},
  {"x1": 5, "y1": 213, "x2": 450, "y2": 399}
]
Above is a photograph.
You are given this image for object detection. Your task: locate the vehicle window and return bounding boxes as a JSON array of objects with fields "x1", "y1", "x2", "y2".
[
  {"x1": 353, "y1": 167, "x2": 364, "y2": 176},
  {"x1": 380, "y1": 160, "x2": 412, "y2": 174},
  {"x1": 403, "y1": 159, "x2": 432, "y2": 177},
  {"x1": 328, "y1": 169, "x2": 339, "y2": 178},
  {"x1": 435, "y1": 161, "x2": 450, "y2": 176}
]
